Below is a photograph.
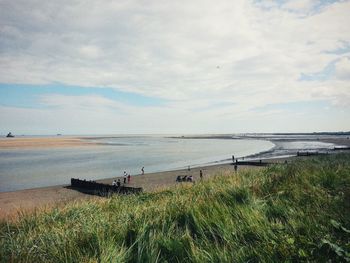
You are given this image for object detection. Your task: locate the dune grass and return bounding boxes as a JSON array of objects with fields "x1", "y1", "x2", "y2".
[{"x1": 1, "y1": 153, "x2": 350, "y2": 262}]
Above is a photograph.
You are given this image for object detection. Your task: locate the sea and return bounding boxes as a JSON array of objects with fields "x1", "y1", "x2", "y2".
[{"x1": 0, "y1": 135, "x2": 343, "y2": 192}]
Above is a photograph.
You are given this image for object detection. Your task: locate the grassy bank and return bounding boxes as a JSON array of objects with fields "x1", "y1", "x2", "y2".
[{"x1": 1, "y1": 154, "x2": 350, "y2": 262}]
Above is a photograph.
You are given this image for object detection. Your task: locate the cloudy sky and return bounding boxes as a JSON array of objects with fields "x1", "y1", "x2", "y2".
[{"x1": 0, "y1": 0, "x2": 349, "y2": 135}]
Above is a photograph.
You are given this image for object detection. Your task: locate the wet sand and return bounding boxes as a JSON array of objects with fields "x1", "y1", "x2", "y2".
[
  {"x1": 321, "y1": 138, "x2": 350, "y2": 147},
  {"x1": 0, "y1": 137, "x2": 94, "y2": 149}
]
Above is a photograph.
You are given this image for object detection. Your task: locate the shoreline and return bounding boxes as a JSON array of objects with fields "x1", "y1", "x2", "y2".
[
  {"x1": 0, "y1": 158, "x2": 283, "y2": 221},
  {"x1": 1, "y1": 136, "x2": 350, "y2": 221}
]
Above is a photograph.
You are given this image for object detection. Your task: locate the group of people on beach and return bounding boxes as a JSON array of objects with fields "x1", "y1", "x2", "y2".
[
  {"x1": 111, "y1": 166, "x2": 207, "y2": 187},
  {"x1": 112, "y1": 179, "x2": 121, "y2": 187},
  {"x1": 176, "y1": 175, "x2": 194, "y2": 182},
  {"x1": 176, "y1": 169, "x2": 204, "y2": 183},
  {"x1": 112, "y1": 171, "x2": 131, "y2": 187},
  {"x1": 112, "y1": 167, "x2": 145, "y2": 187}
]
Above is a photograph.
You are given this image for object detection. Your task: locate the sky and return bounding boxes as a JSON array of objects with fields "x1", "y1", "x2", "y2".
[{"x1": 0, "y1": 0, "x2": 349, "y2": 135}]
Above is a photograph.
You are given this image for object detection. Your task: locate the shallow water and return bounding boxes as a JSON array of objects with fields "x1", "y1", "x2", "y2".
[
  {"x1": 0, "y1": 137, "x2": 274, "y2": 192},
  {"x1": 247, "y1": 140, "x2": 336, "y2": 160}
]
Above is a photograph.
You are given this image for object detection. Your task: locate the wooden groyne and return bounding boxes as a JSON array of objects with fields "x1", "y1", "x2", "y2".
[
  {"x1": 334, "y1": 146, "x2": 350, "y2": 151},
  {"x1": 296, "y1": 151, "x2": 329, "y2": 157},
  {"x1": 71, "y1": 178, "x2": 142, "y2": 196},
  {"x1": 234, "y1": 160, "x2": 270, "y2": 166}
]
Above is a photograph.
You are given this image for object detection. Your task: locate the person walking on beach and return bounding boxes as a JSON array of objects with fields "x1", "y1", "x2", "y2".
[
  {"x1": 123, "y1": 173, "x2": 127, "y2": 184},
  {"x1": 200, "y1": 170, "x2": 203, "y2": 180},
  {"x1": 141, "y1": 167, "x2": 144, "y2": 175},
  {"x1": 127, "y1": 174, "x2": 131, "y2": 183}
]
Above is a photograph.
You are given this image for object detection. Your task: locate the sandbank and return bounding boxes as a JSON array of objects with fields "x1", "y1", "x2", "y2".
[{"x1": 0, "y1": 137, "x2": 94, "y2": 149}]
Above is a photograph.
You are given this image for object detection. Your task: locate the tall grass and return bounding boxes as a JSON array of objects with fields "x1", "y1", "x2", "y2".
[{"x1": 1, "y1": 154, "x2": 350, "y2": 262}]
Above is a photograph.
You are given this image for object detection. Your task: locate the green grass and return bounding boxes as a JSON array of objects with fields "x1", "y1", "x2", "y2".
[{"x1": 1, "y1": 154, "x2": 350, "y2": 262}]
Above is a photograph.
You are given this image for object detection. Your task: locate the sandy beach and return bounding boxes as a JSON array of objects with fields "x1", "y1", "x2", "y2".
[{"x1": 0, "y1": 162, "x2": 263, "y2": 220}]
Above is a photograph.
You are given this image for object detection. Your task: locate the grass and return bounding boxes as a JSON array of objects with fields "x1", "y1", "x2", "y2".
[{"x1": 1, "y1": 153, "x2": 350, "y2": 262}]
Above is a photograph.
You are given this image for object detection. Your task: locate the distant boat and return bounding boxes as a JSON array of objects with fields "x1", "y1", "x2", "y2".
[
  {"x1": 6, "y1": 132, "x2": 14, "y2": 138},
  {"x1": 57, "y1": 134, "x2": 62, "y2": 136}
]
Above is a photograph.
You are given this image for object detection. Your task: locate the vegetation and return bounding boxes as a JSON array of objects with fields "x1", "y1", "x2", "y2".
[{"x1": 1, "y1": 154, "x2": 350, "y2": 262}]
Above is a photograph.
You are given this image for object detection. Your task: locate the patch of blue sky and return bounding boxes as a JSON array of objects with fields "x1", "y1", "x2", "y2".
[
  {"x1": 325, "y1": 41, "x2": 350, "y2": 55},
  {"x1": 317, "y1": 0, "x2": 344, "y2": 6},
  {"x1": 299, "y1": 60, "x2": 336, "y2": 81},
  {"x1": 253, "y1": 0, "x2": 343, "y2": 12},
  {"x1": 252, "y1": 0, "x2": 286, "y2": 10},
  {"x1": 310, "y1": 0, "x2": 347, "y2": 13},
  {"x1": 252, "y1": 100, "x2": 330, "y2": 112},
  {"x1": 0, "y1": 83, "x2": 167, "y2": 108}
]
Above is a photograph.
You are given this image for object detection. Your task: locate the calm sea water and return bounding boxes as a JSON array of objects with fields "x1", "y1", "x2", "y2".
[{"x1": 0, "y1": 136, "x2": 275, "y2": 192}]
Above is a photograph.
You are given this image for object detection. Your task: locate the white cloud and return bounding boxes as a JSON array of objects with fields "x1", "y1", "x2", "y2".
[
  {"x1": 0, "y1": 0, "x2": 349, "y2": 132},
  {"x1": 335, "y1": 57, "x2": 350, "y2": 80},
  {"x1": 78, "y1": 45, "x2": 102, "y2": 59}
]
